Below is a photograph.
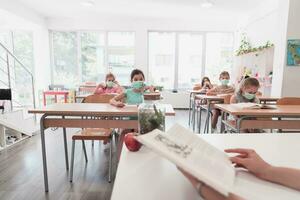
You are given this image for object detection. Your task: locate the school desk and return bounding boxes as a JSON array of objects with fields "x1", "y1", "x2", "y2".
[
  {"x1": 187, "y1": 90, "x2": 206, "y2": 127},
  {"x1": 194, "y1": 94, "x2": 225, "y2": 133},
  {"x1": 111, "y1": 134, "x2": 300, "y2": 200},
  {"x1": 215, "y1": 104, "x2": 300, "y2": 133},
  {"x1": 28, "y1": 103, "x2": 175, "y2": 192}
]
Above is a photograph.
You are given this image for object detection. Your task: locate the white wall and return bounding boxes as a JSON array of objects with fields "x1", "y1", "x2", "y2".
[
  {"x1": 280, "y1": 0, "x2": 300, "y2": 97},
  {"x1": 239, "y1": 0, "x2": 279, "y2": 47}
]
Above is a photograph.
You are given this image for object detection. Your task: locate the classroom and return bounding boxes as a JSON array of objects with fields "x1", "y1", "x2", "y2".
[{"x1": 0, "y1": 0, "x2": 300, "y2": 199}]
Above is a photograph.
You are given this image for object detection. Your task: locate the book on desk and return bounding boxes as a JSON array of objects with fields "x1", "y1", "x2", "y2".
[
  {"x1": 137, "y1": 124, "x2": 300, "y2": 200},
  {"x1": 231, "y1": 103, "x2": 277, "y2": 110}
]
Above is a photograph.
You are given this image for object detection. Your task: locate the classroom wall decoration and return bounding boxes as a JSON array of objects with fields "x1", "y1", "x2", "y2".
[{"x1": 287, "y1": 39, "x2": 300, "y2": 66}]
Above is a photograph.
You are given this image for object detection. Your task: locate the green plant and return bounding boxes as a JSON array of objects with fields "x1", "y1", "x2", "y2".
[
  {"x1": 138, "y1": 104, "x2": 165, "y2": 134},
  {"x1": 236, "y1": 34, "x2": 274, "y2": 56}
]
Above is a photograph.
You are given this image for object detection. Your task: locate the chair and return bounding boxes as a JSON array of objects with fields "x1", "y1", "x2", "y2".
[
  {"x1": 277, "y1": 97, "x2": 300, "y2": 133},
  {"x1": 49, "y1": 84, "x2": 65, "y2": 90},
  {"x1": 277, "y1": 97, "x2": 300, "y2": 105},
  {"x1": 0, "y1": 89, "x2": 12, "y2": 114},
  {"x1": 69, "y1": 94, "x2": 116, "y2": 183},
  {"x1": 197, "y1": 94, "x2": 232, "y2": 134}
]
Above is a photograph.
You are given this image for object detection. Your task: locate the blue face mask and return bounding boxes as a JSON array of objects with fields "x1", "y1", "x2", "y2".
[
  {"x1": 106, "y1": 81, "x2": 115, "y2": 88},
  {"x1": 243, "y1": 92, "x2": 256, "y2": 100},
  {"x1": 131, "y1": 81, "x2": 145, "y2": 89},
  {"x1": 220, "y1": 79, "x2": 230, "y2": 86}
]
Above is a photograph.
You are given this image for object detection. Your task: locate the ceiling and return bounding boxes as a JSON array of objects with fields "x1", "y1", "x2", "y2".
[{"x1": 15, "y1": 0, "x2": 266, "y2": 20}]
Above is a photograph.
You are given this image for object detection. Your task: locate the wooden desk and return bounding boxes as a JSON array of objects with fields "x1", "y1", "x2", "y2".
[
  {"x1": 215, "y1": 104, "x2": 300, "y2": 132},
  {"x1": 28, "y1": 103, "x2": 175, "y2": 192},
  {"x1": 194, "y1": 95, "x2": 225, "y2": 133},
  {"x1": 43, "y1": 90, "x2": 69, "y2": 106},
  {"x1": 111, "y1": 134, "x2": 300, "y2": 200}
]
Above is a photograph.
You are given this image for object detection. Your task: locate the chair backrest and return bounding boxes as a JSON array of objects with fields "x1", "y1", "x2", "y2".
[
  {"x1": 277, "y1": 97, "x2": 300, "y2": 105},
  {"x1": 223, "y1": 94, "x2": 232, "y2": 104},
  {"x1": 0, "y1": 89, "x2": 12, "y2": 100},
  {"x1": 193, "y1": 84, "x2": 202, "y2": 91},
  {"x1": 82, "y1": 94, "x2": 116, "y2": 103}
]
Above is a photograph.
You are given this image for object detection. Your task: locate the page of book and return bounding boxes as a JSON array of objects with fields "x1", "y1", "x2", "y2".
[
  {"x1": 231, "y1": 103, "x2": 276, "y2": 110},
  {"x1": 137, "y1": 124, "x2": 235, "y2": 196},
  {"x1": 232, "y1": 170, "x2": 300, "y2": 200}
]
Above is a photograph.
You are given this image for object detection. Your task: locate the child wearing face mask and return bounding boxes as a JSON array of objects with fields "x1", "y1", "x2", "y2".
[
  {"x1": 94, "y1": 73, "x2": 123, "y2": 94},
  {"x1": 206, "y1": 71, "x2": 235, "y2": 132},
  {"x1": 110, "y1": 69, "x2": 153, "y2": 107},
  {"x1": 231, "y1": 77, "x2": 260, "y2": 104},
  {"x1": 206, "y1": 71, "x2": 235, "y2": 95}
]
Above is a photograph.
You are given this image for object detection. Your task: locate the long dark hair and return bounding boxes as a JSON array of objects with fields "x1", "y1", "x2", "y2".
[
  {"x1": 130, "y1": 69, "x2": 145, "y2": 81},
  {"x1": 201, "y1": 76, "x2": 211, "y2": 87}
]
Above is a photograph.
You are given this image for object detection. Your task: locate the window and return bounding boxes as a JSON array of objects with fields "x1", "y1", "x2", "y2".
[
  {"x1": 0, "y1": 30, "x2": 34, "y2": 105},
  {"x1": 148, "y1": 32, "x2": 175, "y2": 90},
  {"x1": 52, "y1": 31, "x2": 78, "y2": 88},
  {"x1": 51, "y1": 31, "x2": 135, "y2": 87},
  {"x1": 80, "y1": 32, "x2": 105, "y2": 83},
  {"x1": 148, "y1": 31, "x2": 234, "y2": 90},
  {"x1": 108, "y1": 32, "x2": 135, "y2": 85},
  {"x1": 178, "y1": 33, "x2": 203, "y2": 89},
  {"x1": 205, "y1": 33, "x2": 234, "y2": 84}
]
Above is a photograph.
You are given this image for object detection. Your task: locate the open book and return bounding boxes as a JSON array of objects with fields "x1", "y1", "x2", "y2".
[
  {"x1": 232, "y1": 103, "x2": 276, "y2": 109},
  {"x1": 137, "y1": 124, "x2": 300, "y2": 200}
]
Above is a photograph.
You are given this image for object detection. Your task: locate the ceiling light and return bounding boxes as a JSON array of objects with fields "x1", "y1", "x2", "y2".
[
  {"x1": 201, "y1": 0, "x2": 214, "y2": 8},
  {"x1": 81, "y1": 0, "x2": 95, "y2": 7}
]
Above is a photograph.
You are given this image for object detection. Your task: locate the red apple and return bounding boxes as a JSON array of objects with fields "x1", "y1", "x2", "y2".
[{"x1": 124, "y1": 132, "x2": 142, "y2": 152}]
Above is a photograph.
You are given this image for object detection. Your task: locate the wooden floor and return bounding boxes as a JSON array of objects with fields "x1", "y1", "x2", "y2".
[{"x1": 0, "y1": 110, "x2": 190, "y2": 200}]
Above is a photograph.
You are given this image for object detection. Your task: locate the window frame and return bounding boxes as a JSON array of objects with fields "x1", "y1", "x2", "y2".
[
  {"x1": 147, "y1": 30, "x2": 234, "y2": 91},
  {"x1": 49, "y1": 30, "x2": 136, "y2": 86}
]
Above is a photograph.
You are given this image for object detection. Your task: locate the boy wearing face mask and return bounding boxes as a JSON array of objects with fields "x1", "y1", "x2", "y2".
[
  {"x1": 206, "y1": 71, "x2": 235, "y2": 95},
  {"x1": 110, "y1": 69, "x2": 153, "y2": 107},
  {"x1": 206, "y1": 71, "x2": 235, "y2": 132},
  {"x1": 94, "y1": 73, "x2": 122, "y2": 94},
  {"x1": 230, "y1": 77, "x2": 260, "y2": 104}
]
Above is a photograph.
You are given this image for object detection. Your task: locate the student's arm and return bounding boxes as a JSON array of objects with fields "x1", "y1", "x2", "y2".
[
  {"x1": 110, "y1": 93, "x2": 126, "y2": 107},
  {"x1": 94, "y1": 83, "x2": 105, "y2": 94},
  {"x1": 226, "y1": 149, "x2": 300, "y2": 191},
  {"x1": 230, "y1": 95, "x2": 237, "y2": 104},
  {"x1": 206, "y1": 87, "x2": 217, "y2": 96},
  {"x1": 179, "y1": 168, "x2": 243, "y2": 200}
]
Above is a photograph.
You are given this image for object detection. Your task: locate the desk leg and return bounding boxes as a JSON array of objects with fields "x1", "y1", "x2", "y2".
[
  {"x1": 40, "y1": 114, "x2": 49, "y2": 192},
  {"x1": 43, "y1": 93, "x2": 46, "y2": 106},
  {"x1": 62, "y1": 116, "x2": 69, "y2": 171},
  {"x1": 64, "y1": 94, "x2": 68, "y2": 103},
  {"x1": 192, "y1": 98, "x2": 196, "y2": 131},
  {"x1": 220, "y1": 111, "x2": 225, "y2": 133},
  {"x1": 205, "y1": 103, "x2": 211, "y2": 134},
  {"x1": 188, "y1": 93, "x2": 192, "y2": 126}
]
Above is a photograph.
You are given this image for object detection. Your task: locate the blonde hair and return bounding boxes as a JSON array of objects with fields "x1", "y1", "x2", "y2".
[
  {"x1": 219, "y1": 71, "x2": 230, "y2": 79},
  {"x1": 105, "y1": 73, "x2": 115, "y2": 82},
  {"x1": 239, "y1": 77, "x2": 260, "y2": 93}
]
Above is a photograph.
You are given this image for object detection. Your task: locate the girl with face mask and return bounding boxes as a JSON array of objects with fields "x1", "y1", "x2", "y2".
[
  {"x1": 230, "y1": 77, "x2": 260, "y2": 104},
  {"x1": 94, "y1": 73, "x2": 123, "y2": 95},
  {"x1": 110, "y1": 69, "x2": 154, "y2": 107}
]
